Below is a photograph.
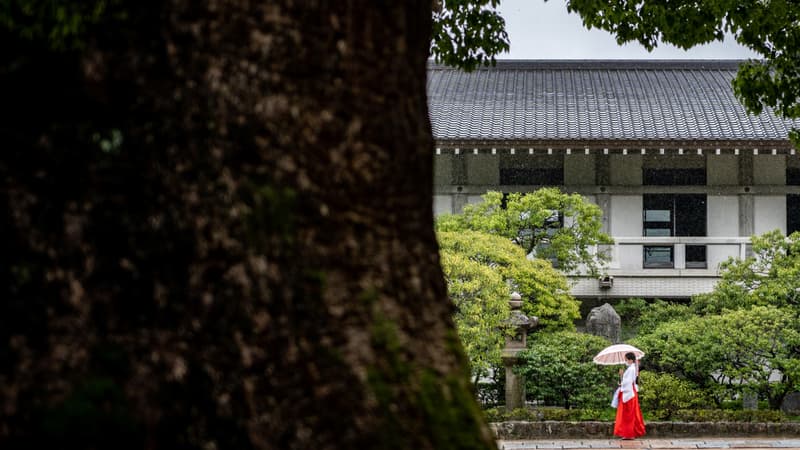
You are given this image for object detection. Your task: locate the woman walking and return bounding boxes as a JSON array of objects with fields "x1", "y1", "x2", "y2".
[{"x1": 614, "y1": 352, "x2": 646, "y2": 440}]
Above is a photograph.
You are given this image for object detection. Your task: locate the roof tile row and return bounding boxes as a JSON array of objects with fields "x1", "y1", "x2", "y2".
[{"x1": 427, "y1": 60, "x2": 799, "y2": 142}]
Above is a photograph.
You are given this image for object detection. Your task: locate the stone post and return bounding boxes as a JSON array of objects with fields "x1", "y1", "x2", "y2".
[
  {"x1": 742, "y1": 392, "x2": 758, "y2": 410},
  {"x1": 502, "y1": 292, "x2": 538, "y2": 412}
]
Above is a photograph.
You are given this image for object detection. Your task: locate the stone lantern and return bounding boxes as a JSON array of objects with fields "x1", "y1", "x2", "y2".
[{"x1": 501, "y1": 292, "x2": 538, "y2": 411}]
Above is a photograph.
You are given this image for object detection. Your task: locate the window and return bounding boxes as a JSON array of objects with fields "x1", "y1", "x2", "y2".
[
  {"x1": 685, "y1": 245, "x2": 707, "y2": 269},
  {"x1": 643, "y1": 168, "x2": 706, "y2": 185},
  {"x1": 643, "y1": 246, "x2": 673, "y2": 268},
  {"x1": 643, "y1": 194, "x2": 707, "y2": 268},
  {"x1": 787, "y1": 168, "x2": 800, "y2": 186},
  {"x1": 500, "y1": 154, "x2": 563, "y2": 186},
  {"x1": 788, "y1": 195, "x2": 800, "y2": 236},
  {"x1": 500, "y1": 168, "x2": 563, "y2": 185}
]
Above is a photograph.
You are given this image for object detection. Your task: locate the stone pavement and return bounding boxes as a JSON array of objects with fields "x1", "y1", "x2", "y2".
[{"x1": 498, "y1": 438, "x2": 800, "y2": 449}]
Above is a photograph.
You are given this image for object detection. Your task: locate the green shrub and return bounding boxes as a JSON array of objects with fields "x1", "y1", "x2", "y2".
[
  {"x1": 720, "y1": 399, "x2": 742, "y2": 410},
  {"x1": 638, "y1": 372, "x2": 710, "y2": 417},
  {"x1": 614, "y1": 298, "x2": 648, "y2": 324},
  {"x1": 613, "y1": 298, "x2": 649, "y2": 339},
  {"x1": 482, "y1": 406, "x2": 615, "y2": 422},
  {"x1": 633, "y1": 306, "x2": 800, "y2": 409},
  {"x1": 484, "y1": 407, "x2": 790, "y2": 423},
  {"x1": 664, "y1": 409, "x2": 786, "y2": 422},
  {"x1": 635, "y1": 300, "x2": 692, "y2": 335},
  {"x1": 517, "y1": 331, "x2": 617, "y2": 409},
  {"x1": 475, "y1": 364, "x2": 504, "y2": 408}
]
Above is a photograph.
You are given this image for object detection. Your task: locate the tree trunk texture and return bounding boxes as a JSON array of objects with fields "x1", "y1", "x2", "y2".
[{"x1": 0, "y1": 1, "x2": 494, "y2": 449}]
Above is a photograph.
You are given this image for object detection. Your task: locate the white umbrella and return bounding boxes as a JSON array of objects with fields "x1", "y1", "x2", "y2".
[{"x1": 593, "y1": 344, "x2": 645, "y2": 365}]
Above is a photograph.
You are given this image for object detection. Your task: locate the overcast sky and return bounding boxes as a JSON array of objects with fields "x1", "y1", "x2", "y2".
[{"x1": 495, "y1": 0, "x2": 759, "y2": 59}]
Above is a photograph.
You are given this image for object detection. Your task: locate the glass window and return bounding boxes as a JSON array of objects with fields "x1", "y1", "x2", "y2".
[
  {"x1": 643, "y1": 194, "x2": 707, "y2": 268},
  {"x1": 644, "y1": 246, "x2": 673, "y2": 268},
  {"x1": 787, "y1": 168, "x2": 800, "y2": 186},
  {"x1": 644, "y1": 228, "x2": 671, "y2": 237},
  {"x1": 675, "y1": 195, "x2": 706, "y2": 236},
  {"x1": 788, "y1": 195, "x2": 800, "y2": 235},
  {"x1": 643, "y1": 168, "x2": 706, "y2": 185},
  {"x1": 644, "y1": 210, "x2": 671, "y2": 221},
  {"x1": 686, "y1": 245, "x2": 707, "y2": 269},
  {"x1": 643, "y1": 194, "x2": 706, "y2": 237},
  {"x1": 500, "y1": 168, "x2": 563, "y2": 185}
]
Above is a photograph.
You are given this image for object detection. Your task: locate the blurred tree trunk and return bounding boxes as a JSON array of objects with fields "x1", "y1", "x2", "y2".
[{"x1": 0, "y1": 1, "x2": 494, "y2": 449}]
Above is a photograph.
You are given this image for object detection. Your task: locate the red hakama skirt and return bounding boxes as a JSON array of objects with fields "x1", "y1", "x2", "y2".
[{"x1": 614, "y1": 390, "x2": 646, "y2": 439}]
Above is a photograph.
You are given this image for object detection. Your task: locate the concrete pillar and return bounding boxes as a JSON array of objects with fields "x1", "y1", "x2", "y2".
[
  {"x1": 453, "y1": 192, "x2": 468, "y2": 214},
  {"x1": 674, "y1": 244, "x2": 686, "y2": 269},
  {"x1": 596, "y1": 193, "x2": 611, "y2": 235},
  {"x1": 739, "y1": 195, "x2": 754, "y2": 237}
]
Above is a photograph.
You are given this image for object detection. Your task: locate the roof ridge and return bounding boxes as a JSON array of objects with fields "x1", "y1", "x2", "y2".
[{"x1": 427, "y1": 59, "x2": 748, "y2": 71}]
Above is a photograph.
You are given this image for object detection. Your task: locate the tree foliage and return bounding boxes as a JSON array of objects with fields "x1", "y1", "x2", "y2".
[
  {"x1": 437, "y1": 189, "x2": 612, "y2": 275},
  {"x1": 438, "y1": 237, "x2": 512, "y2": 380},
  {"x1": 633, "y1": 305, "x2": 800, "y2": 408},
  {"x1": 634, "y1": 299, "x2": 694, "y2": 336},
  {"x1": 637, "y1": 371, "x2": 710, "y2": 417},
  {"x1": 431, "y1": 0, "x2": 509, "y2": 71},
  {"x1": 438, "y1": 230, "x2": 580, "y2": 333},
  {"x1": 0, "y1": 0, "x2": 126, "y2": 50},
  {"x1": 692, "y1": 230, "x2": 800, "y2": 314},
  {"x1": 434, "y1": 1, "x2": 800, "y2": 144},
  {"x1": 566, "y1": 0, "x2": 800, "y2": 145},
  {"x1": 517, "y1": 331, "x2": 617, "y2": 409}
]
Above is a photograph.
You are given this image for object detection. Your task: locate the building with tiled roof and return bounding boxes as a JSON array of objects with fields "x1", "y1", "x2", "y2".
[{"x1": 429, "y1": 60, "x2": 800, "y2": 302}]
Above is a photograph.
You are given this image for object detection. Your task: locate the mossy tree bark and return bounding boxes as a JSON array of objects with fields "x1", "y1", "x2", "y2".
[{"x1": 0, "y1": 1, "x2": 494, "y2": 449}]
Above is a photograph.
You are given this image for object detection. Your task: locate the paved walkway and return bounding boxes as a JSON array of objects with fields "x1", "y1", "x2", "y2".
[{"x1": 499, "y1": 438, "x2": 800, "y2": 449}]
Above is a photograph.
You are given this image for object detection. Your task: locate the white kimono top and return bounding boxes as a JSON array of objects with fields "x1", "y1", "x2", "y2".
[{"x1": 620, "y1": 362, "x2": 638, "y2": 403}]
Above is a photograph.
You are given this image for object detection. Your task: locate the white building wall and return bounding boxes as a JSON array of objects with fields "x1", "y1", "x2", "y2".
[
  {"x1": 754, "y1": 196, "x2": 786, "y2": 234},
  {"x1": 571, "y1": 276, "x2": 719, "y2": 298},
  {"x1": 433, "y1": 195, "x2": 452, "y2": 217},
  {"x1": 610, "y1": 195, "x2": 643, "y2": 270},
  {"x1": 467, "y1": 195, "x2": 484, "y2": 206},
  {"x1": 610, "y1": 195, "x2": 643, "y2": 236},
  {"x1": 707, "y1": 196, "x2": 740, "y2": 270}
]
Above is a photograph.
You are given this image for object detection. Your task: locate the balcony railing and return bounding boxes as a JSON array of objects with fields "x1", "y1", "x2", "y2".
[{"x1": 605, "y1": 236, "x2": 751, "y2": 272}]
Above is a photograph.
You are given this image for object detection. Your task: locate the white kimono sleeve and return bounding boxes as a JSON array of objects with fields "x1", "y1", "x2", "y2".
[{"x1": 620, "y1": 363, "x2": 637, "y2": 403}]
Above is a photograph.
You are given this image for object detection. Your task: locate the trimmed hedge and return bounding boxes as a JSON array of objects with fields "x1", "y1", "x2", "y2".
[
  {"x1": 484, "y1": 407, "x2": 792, "y2": 423},
  {"x1": 490, "y1": 420, "x2": 800, "y2": 439}
]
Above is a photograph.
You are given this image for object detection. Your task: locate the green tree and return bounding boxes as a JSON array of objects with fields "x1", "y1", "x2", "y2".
[
  {"x1": 517, "y1": 331, "x2": 617, "y2": 409},
  {"x1": 566, "y1": 0, "x2": 800, "y2": 145},
  {"x1": 437, "y1": 189, "x2": 612, "y2": 274},
  {"x1": 438, "y1": 230, "x2": 580, "y2": 333},
  {"x1": 2, "y1": 2, "x2": 502, "y2": 449},
  {"x1": 439, "y1": 238, "x2": 512, "y2": 382},
  {"x1": 693, "y1": 230, "x2": 800, "y2": 314},
  {"x1": 634, "y1": 306, "x2": 800, "y2": 408},
  {"x1": 431, "y1": 0, "x2": 509, "y2": 71},
  {"x1": 4, "y1": 1, "x2": 796, "y2": 448},
  {"x1": 635, "y1": 299, "x2": 694, "y2": 336}
]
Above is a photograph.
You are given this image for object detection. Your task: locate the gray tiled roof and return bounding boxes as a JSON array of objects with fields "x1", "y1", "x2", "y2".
[{"x1": 427, "y1": 60, "x2": 800, "y2": 143}]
